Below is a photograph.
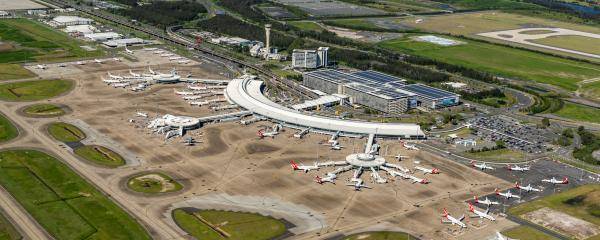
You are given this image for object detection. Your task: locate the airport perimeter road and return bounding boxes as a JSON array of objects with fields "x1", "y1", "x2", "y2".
[
  {"x1": 0, "y1": 186, "x2": 50, "y2": 240},
  {"x1": 0, "y1": 105, "x2": 185, "y2": 239}
]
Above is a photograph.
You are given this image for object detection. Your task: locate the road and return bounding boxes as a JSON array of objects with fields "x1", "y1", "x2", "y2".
[{"x1": 0, "y1": 185, "x2": 50, "y2": 240}]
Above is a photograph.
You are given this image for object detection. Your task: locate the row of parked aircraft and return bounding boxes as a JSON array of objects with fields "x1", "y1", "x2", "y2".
[
  {"x1": 145, "y1": 47, "x2": 191, "y2": 64},
  {"x1": 441, "y1": 202, "x2": 496, "y2": 228}
]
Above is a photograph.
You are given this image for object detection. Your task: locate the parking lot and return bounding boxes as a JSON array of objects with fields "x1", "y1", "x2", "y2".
[{"x1": 468, "y1": 115, "x2": 556, "y2": 154}]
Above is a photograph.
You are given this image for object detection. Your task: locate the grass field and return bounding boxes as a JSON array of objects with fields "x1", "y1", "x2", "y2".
[
  {"x1": 0, "y1": 213, "x2": 21, "y2": 240},
  {"x1": 23, "y1": 103, "x2": 66, "y2": 117},
  {"x1": 501, "y1": 226, "x2": 559, "y2": 240},
  {"x1": 339, "y1": 0, "x2": 441, "y2": 13},
  {"x1": 530, "y1": 35, "x2": 600, "y2": 55},
  {"x1": 74, "y1": 145, "x2": 125, "y2": 168},
  {"x1": 47, "y1": 122, "x2": 86, "y2": 142},
  {"x1": 0, "y1": 114, "x2": 17, "y2": 143},
  {"x1": 461, "y1": 148, "x2": 527, "y2": 162},
  {"x1": 0, "y1": 64, "x2": 34, "y2": 81},
  {"x1": 343, "y1": 231, "x2": 412, "y2": 240},
  {"x1": 396, "y1": 11, "x2": 600, "y2": 36},
  {"x1": 288, "y1": 21, "x2": 323, "y2": 32},
  {"x1": 580, "y1": 81, "x2": 600, "y2": 100},
  {"x1": 0, "y1": 80, "x2": 73, "y2": 101},
  {"x1": 0, "y1": 19, "x2": 102, "y2": 63},
  {"x1": 379, "y1": 35, "x2": 600, "y2": 91},
  {"x1": 127, "y1": 172, "x2": 182, "y2": 193},
  {"x1": 553, "y1": 102, "x2": 600, "y2": 124},
  {"x1": 324, "y1": 18, "x2": 391, "y2": 31},
  {"x1": 0, "y1": 149, "x2": 151, "y2": 240},
  {"x1": 173, "y1": 209, "x2": 286, "y2": 240},
  {"x1": 509, "y1": 184, "x2": 600, "y2": 228}
]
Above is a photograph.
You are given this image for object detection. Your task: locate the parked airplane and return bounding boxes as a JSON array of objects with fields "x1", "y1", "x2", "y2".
[
  {"x1": 515, "y1": 182, "x2": 541, "y2": 192},
  {"x1": 407, "y1": 174, "x2": 428, "y2": 184},
  {"x1": 125, "y1": 47, "x2": 134, "y2": 54},
  {"x1": 108, "y1": 72, "x2": 124, "y2": 80},
  {"x1": 473, "y1": 196, "x2": 499, "y2": 206},
  {"x1": 113, "y1": 57, "x2": 121, "y2": 62},
  {"x1": 330, "y1": 141, "x2": 343, "y2": 150},
  {"x1": 328, "y1": 131, "x2": 340, "y2": 143},
  {"x1": 136, "y1": 112, "x2": 148, "y2": 118},
  {"x1": 471, "y1": 161, "x2": 494, "y2": 170},
  {"x1": 402, "y1": 141, "x2": 419, "y2": 150},
  {"x1": 441, "y1": 209, "x2": 466, "y2": 228},
  {"x1": 495, "y1": 188, "x2": 520, "y2": 199},
  {"x1": 112, "y1": 82, "x2": 130, "y2": 88},
  {"x1": 415, "y1": 166, "x2": 440, "y2": 174},
  {"x1": 347, "y1": 178, "x2": 371, "y2": 191},
  {"x1": 94, "y1": 59, "x2": 103, "y2": 64},
  {"x1": 257, "y1": 129, "x2": 278, "y2": 138},
  {"x1": 315, "y1": 174, "x2": 336, "y2": 184},
  {"x1": 506, "y1": 164, "x2": 530, "y2": 172},
  {"x1": 35, "y1": 64, "x2": 47, "y2": 70},
  {"x1": 101, "y1": 78, "x2": 128, "y2": 84},
  {"x1": 178, "y1": 60, "x2": 191, "y2": 64},
  {"x1": 129, "y1": 70, "x2": 141, "y2": 77},
  {"x1": 182, "y1": 137, "x2": 199, "y2": 146},
  {"x1": 542, "y1": 177, "x2": 568, "y2": 185},
  {"x1": 290, "y1": 160, "x2": 319, "y2": 173},
  {"x1": 468, "y1": 203, "x2": 495, "y2": 221},
  {"x1": 495, "y1": 231, "x2": 516, "y2": 240},
  {"x1": 395, "y1": 155, "x2": 409, "y2": 160}
]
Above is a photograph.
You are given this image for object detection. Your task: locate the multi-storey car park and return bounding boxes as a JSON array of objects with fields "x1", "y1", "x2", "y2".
[{"x1": 303, "y1": 69, "x2": 460, "y2": 114}]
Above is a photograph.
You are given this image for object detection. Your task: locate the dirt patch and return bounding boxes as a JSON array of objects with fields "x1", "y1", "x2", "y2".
[
  {"x1": 522, "y1": 207, "x2": 600, "y2": 240},
  {"x1": 0, "y1": 42, "x2": 13, "y2": 52},
  {"x1": 193, "y1": 128, "x2": 227, "y2": 157},
  {"x1": 244, "y1": 142, "x2": 280, "y2": 155}
]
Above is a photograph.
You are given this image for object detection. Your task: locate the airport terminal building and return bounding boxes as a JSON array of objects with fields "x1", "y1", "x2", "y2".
[{"x1": 303, "y1": 70, "x2": 459, "y2": 114}]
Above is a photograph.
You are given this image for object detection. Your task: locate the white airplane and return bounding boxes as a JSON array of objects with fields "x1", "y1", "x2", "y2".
[
  {"x1": 495, "y1": 231, "x2": 516, "y2": 240},
  {"x1": 407, "y1": 174, "x2": 428, "y2": 184},
  {"x1": 108, "y1": 72, "x2": 124, "y2": 80},
  {"x1": 113, "y1": 57, "x2": 121, "y2": 62},
  {"x1": 330, "y1": 141, "x2": 343, "y2": 150},
  {"x1": 395, "y1": 155, "x2": 409, "y2": 160},
  {"x1": 329, "y1": 131, "x2": 340, "y2": 143},
  {"x1": 257, "y1": 129, "x2": 278, "y2": 138},
  {"x1": 402, "y1": 141, "x2": 419, "y2": 150},
  {"x1": 347, "y1": 178, "x2": 371, "y2": 191},
  {"x1": 136, "y1": 112, "x2": 148, "y2": 118},
  {"x1": 148, "y1": 67, "x2": 156, "y2": 75},
  {"x1": 178, "y1": 60, "x2": 191, "y2": 64},
  {"x1": 101, "y1": 78, "x2": 128, "y2": 84},
  {"x1": 473, "y1": 196, "x2": 499, "y2": 206},
  {"x1": 495, "y1": 188, "x2": 520, "y2": 199},
  {"x1": 542, "y1": 177, "x2": 568, "y2": 185},
  {"x1": 35, "y1": 64, "x2": 47, "y2": 70},
  {"x1": 471, "y1": 161, "x2": 494, "y2": 170},
  {"x1": 315, "y1": 173, "x2": 336, "y2": 184},
  {"x1": 468, "y1": 203, "x2": 495, "y2": 221},
  {"x1": 128, "y1": 70, "x2": 140, "y2": 78},
  {"x1": 415, "y1": 166, "x2": 440, "y2": 174},
  {"x1": 290, "y1": 160, "x2": 319, "y2": 173},
  {"x1": 181, "y1": 137, "x2": 199, "y2": 146},
  {"x1": 125, "y1": 47, "x2": 134, "y2": 54},
  {"x1": 58, "y1": 63, "x2": 66, "y2": 67},
  {"x1": 94, "y1": 59, "x2": 103, "y2": 64},
  {"x1": 441, "y1": 208, "x2": 466, "y2": 228},
  {"x1": 506, "y1": 164, "x2": 530, "y2": 172},
  {"x1": 515, "y1": 182, "x2": 541, "y2": 192},
  {"x1": 112, "y1": 82, "x2": 130, "y2": 88}
]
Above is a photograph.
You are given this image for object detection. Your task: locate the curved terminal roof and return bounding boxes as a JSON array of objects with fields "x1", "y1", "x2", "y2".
[{"x1": 225, "y1": 78, "x2": 425, "y2": 137}]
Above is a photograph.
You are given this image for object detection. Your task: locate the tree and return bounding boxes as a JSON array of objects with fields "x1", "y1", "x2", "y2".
[{"x1": 541, "y1": 117, "x2": 550, "y2": 128}]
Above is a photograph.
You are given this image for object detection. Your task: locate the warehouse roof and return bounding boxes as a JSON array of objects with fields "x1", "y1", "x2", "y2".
[
  {"x1": 305, "y1": 69, "x2": 413, "y2": 100},
  {"x1": 400, "y1": 84, "x2": 459, "y2": 100},
  {"x1": 53, "y1": 15, "x2": 92, "y2": 23}
]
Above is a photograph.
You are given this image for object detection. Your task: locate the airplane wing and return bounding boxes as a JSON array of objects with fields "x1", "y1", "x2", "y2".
[
  {"x1": 458, "y1": 215, "x2": 465, "y2": 221},
  {"x1": 441, "y1": 219, "x2": 452, "y2": 224}
]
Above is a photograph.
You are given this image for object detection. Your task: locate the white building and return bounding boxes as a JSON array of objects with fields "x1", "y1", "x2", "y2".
[
  {"x1": 84, "y1": 32, "x2": 121, "y2": 41},
  {"x1": 27, "y1": 9, "x2": 47, "y2": 15},
  {"x1": 103, "y1": 38, "x2": 145, "y2": 47},
  {"x1": 292, "y1": 47, "x2": 328, "y2": 69},
  {"x1": 64, "y1": 25, "x2": 95, "y2": 34},
  {"x1": 51, "y1": 16, "x2": 93, "y2": 26}
]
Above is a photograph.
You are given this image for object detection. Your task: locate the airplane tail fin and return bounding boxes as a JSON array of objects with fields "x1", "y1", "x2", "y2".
[
  {"x1": 421, "y1": 179, "x2": 429, "y2": 184},
  {"x1": 495, "y1": 188, "x2": 500, "y2": 195},
  {"x1": 432, "y1": 168, "x2": 440, "y2": 174},
  {"x1": 515, "y1": 182, "x2": 520, "y2": 188},
  {"x1": 468, "y1": 203, "x2": 474, "y2": 212},
  {"x1": 315, "y1": 176, "x2": 322, "y2": 184},
  {"x1": 442, "y1": 208, "x2": 448, "y2": 217},
  {"x1": 474, "y1": 196, "x2": 478, "y2": 202},
  {"x1": 563, "y1": 177, "x2": 569, "y2": 184},
  {"x1": 470, "y1": 160, "x2": 475, "y2": 167},
  {"x1": 290, "y1": 161, "x2": 298, "y2": 170},
  {"x1": 506, "y1": 164, "x2": 511, "y2": 170}
]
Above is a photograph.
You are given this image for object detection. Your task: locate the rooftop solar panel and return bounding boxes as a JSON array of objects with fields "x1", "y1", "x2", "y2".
[{"x1": 400, "y1": 84, "x2": 458, "y2": 100}]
